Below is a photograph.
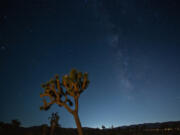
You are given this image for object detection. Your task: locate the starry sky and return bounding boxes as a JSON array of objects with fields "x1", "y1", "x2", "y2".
[{"x1": 0, "y1": 0, "x2": 180, "y2": 128}]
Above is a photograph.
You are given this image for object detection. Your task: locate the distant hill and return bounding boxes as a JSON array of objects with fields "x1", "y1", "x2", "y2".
[
  {"x1": 115, "y1": 121, "x2": 180, "y2": 129},
  {"x1": 0, "y1": 121, "x2": 180, "y2": 135}
]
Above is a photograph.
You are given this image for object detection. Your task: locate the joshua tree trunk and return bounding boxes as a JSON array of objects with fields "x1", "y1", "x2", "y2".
[
  {"x1": 72, "y1": 96, "x2": 83, "y2": 135},
  {"x1": 42, "y1": 125, "x2": 47, "y2": 135},
  {"x1": 73, "y1": 112, "x2": 83, "y2": 135},
  {"x1": 50, "y1": 122, "x2": 56, "y2": 135}
]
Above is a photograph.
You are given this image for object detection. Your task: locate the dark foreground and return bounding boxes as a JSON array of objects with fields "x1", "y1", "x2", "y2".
[{"x1": 0, "y1": 121, "x2": 180, "y2": 135}]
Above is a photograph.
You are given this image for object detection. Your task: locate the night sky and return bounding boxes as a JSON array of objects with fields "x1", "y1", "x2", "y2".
[{"x1": 0, "y1": 0, "x2": 180, "y2": 128}]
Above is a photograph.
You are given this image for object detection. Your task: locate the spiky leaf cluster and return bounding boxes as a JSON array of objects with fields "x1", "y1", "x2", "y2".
[{"x1": 62, "y1": 69, "x2": 90, "y2": 96}]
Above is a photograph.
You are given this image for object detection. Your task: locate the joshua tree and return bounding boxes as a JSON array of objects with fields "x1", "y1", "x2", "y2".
[
  {"x1": 40, "y1": 69, "x2": 90, "y2": 135},
  {"x1": 0, "y1": 121, "x2": 5, "y2": 128},
  {"x1": 41, "y1": 124, "x2": 48, "y2": 135},
  {"x1": 102, "y1": 125, "x2": 105, "y2": 130},
  {"x1": 11, "y1": 119, "x2": 21, "y2": 128},
  {"x1": 48, "y1": 112, "x2": 60, "y2": 135}
]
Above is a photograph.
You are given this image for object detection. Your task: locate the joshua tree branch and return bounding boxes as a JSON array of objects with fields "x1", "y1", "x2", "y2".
[
  {"x1": 40, "y1": 93, "x2": 50, "y2": 98},
  {"x1": 40, "y1": 93, "x2": 54, "y2": 101},
  {"x1": 51, "y1": 87, "x2": 60, "y2": 102},
  {"x1": 64, "y1": 94, "x2": 69, "y2": 103},
  {"x1": 56, "y1": 101, "x2": 74, "y2": 114},
  {"x1": 41, "y1": 100, "x2": 56, "y2": 110}
]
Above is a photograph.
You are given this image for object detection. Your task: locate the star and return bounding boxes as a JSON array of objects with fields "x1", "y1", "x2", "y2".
[
  {"x1": 3, "y1": 16, "x2": 7, "y2": 19},
  {"x1": 0, "y1": 45, "x2": 6, "y2": 51}
]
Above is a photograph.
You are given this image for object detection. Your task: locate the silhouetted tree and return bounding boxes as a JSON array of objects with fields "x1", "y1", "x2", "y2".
[
  {"x1": 0, "y1": 121, "x2": 4, "y2": 127},
  {"x1": 41, "y1": 124, "x2": 48, "y2": 135},
  {"x1": 40, "y1": 69, "x2": 90, "y2": 135},
  {"x1": 11, "y1": 119, "x2": 21, "y2": 128},
  {"x1": 48, "y1": 112, "x2": 60, "y2": 135},
  {"x1": 102, "y1": 125, "x2": 105, "y2": 130}
]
